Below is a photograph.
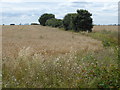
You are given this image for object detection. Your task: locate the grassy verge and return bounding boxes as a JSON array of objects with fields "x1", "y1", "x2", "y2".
[
  {"x1": 2, "y1": 30, "x2": 120, "y2": 88},
  {"x1": 80, "y1": 30, "x2": 118, "y2": 47}
]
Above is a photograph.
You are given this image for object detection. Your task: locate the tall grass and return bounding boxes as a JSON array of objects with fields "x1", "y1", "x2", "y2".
[
  {"x1": 80, "y1": 30, "x2": 118, "y2": 47},
  {"x1": 2, "y1": 30, "x2": 119, "y2": 88},
  {"x1": 2, "y1": 47, "x2": 119, "y2": 88}
]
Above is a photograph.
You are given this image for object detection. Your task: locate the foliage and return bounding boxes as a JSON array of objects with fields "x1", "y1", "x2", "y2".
[
  {"x1": 63, "y1": 9, "x2": 93, "y2": 32},
  {"x1": 38, "y1": 9, "x2": 93, "y2": 32},
  {"x1": 38, "y1": 13, "x2": 55, "y2": 26},
  {"x1": 63, "y1": 13, "x2": 77, "y2": 30},
  {"x1": 45, "y1": 18, "x2": 63, "y2": 28},
  {"x1": 73, "y1": 9, "x2": 93, "y2": 32},
  {"x1": 81, "y1": 30, "x2": 118, "y2": 47}
]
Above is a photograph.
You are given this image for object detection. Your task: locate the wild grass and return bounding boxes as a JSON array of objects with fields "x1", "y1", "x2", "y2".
[
  {"x1": 2, "y1": 46, "x2": 119, "y2": 88},
  {"x1": 2, "y1": 25, "x2": 120, "y2": 88},
  {"x1": 80, "y1": 30, "x2": 118, "y2": 47}
]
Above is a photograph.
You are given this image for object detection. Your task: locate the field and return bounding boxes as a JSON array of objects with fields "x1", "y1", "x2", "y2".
[
  {"x1": 2, "y1": 25, "x2": 119, "y2": 88},
  {"x1": 2, "y1": 25, "x2": 103, "y2": 58},
  {"x1": 93, "y1": 25, "x2": 118, "y2": 32}
]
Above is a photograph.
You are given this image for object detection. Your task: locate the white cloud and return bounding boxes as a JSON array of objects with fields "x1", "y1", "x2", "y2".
[
  {"x1": 1, "y1": 0, "x2": 67, "y2": 2},
  {"x1": 1, "y1": 0, "x2": 23, "y2": 3},
  {"x1": 2, "y1": 0, "x2": 119, "y2": 2},
  {"x1": 67, "y1": 0, "x2": 119, "y2": 2},
  {"x1": 1, "y1": 1, "x2": 118, "y2": 25},
  {"x1": 89, "y1": 0, "x2": 119, "y2": 2}
]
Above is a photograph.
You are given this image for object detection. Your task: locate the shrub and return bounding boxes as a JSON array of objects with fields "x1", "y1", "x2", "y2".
[
  {"x1": 31, "y1": 23, "x2": 39, "y2": 25},
  {"x1": 45, "y1": 18, "x2": 63, "y2": 28},
  {"x1": 38, "y1": 13, "x2": 55, "y2": 26},
  {"x1": 10, "y1": 24, "x2": 15, "y2": 25},
  {"x1": 63, "y1": 13, "x2": 77, "y2": 30}
]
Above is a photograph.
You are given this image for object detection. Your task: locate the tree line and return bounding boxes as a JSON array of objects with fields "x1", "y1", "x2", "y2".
[{"x1": 38, "y1": 9, "x2": 93, "y2": 32}]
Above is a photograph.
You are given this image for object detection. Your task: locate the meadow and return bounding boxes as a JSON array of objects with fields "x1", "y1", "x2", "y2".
[{"x1": 2, "y1": 25, "x2": 119, "y2": 88}]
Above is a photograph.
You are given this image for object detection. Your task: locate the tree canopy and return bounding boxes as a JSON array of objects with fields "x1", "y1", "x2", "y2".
[
  {"x1": 38, "y1": 13, "x2": 55, "y2": 26},
  {"x1": 63, "y1": 13, "x2": 77, "y2": 30},
  {"x1": 63, "y1": 9, "x2": 93, "y2": 32},
  {"x1": 38, "y1": 9, "x2": 93, "y2": 32},
  {"x1": 73, "y1": 9, "x2": 93, "y2": 32},
  {"x1": 45, "y1": 18, "x2": 63, "y2": 28}
]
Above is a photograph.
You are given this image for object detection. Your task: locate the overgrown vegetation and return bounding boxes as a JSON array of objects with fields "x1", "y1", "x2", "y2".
[
  {"x1": 2, "y1": 29, "x2": 119, "y2": 88},
  {"x1": 80, "y1": 30, "x2": 118, "y2": 47},
  {"x1": 2, "y1": 48, "x2": 119, "y2": 88}
]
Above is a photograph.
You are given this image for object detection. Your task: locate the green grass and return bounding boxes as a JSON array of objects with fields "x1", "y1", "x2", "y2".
[
  {"x1": 2, "y1": 30, "x2": 120, "y2": 88},
  {"x1": 80, "y1": 30, "x2": 118, "y2": 47}
]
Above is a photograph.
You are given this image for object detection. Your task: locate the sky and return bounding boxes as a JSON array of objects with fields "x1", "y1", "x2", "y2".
[{"x1": 0, "y1": 0, "x2": 119, "y2": 25}]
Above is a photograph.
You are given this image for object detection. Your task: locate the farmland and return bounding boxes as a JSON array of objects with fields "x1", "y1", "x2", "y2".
[{"x1": 2, "y1": 25, "x2": 119, "y2": 88}]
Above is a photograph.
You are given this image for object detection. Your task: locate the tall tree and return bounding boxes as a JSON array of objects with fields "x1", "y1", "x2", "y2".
[{"x1": 73, "y1": 9, "x2": 93, "y2": 32}]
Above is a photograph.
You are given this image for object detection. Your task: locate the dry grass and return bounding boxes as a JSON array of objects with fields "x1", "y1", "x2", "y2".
[
  {"x1": 2, "y1": 25, "x2": 103, "y2": 59},
  {"x1": 92, "y1": 25, "x2": 118, "y2": 32},
  {"x1": 2, "y1": 25, "x2": 119, "y2": 88}
]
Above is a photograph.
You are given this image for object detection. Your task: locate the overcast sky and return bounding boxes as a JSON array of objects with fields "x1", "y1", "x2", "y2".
[{"x1": 0, "y1": 0, "x2": 119, "y2": 25}]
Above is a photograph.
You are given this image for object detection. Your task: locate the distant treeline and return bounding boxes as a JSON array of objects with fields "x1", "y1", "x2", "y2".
[{"x1": 3, "y1": 24, "x2": 118, "y2": 26}]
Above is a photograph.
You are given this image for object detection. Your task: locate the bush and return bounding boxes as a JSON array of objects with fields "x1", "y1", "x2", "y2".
[
  {"x1": 63, "y1": 13, "x2": 77, "y2": 30},
  {"x1": 10, "y1": 24, "x2": 15, "y2": 25},
  {"x1": 45, "y1": 18, "x2": 63, "y2": 28},
  {"x1": 38, "y1": 13, "x2": 55, "y2": 26},
  {"x1": 31, "y1": 23, "x2": 39, "y2": 25}
]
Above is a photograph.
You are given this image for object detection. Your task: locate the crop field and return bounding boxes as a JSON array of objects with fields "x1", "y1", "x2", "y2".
[{"x1": 2, "y1": 25, "x2": 119, "y2": 88}]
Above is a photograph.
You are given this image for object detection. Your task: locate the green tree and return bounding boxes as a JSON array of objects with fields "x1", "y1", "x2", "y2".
[
  {"x1": 38, "y1": 13, "x2": 55, "y2": 26},
  {"x1": 45, "y1": 18, "x2": 63, "y2": 28},
  {"x1": 63, "y1": 13, "x2": 77, "y2": 30},
  {"x1": 73, "y1": 9, "x2": 93, "y2": 32}
]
